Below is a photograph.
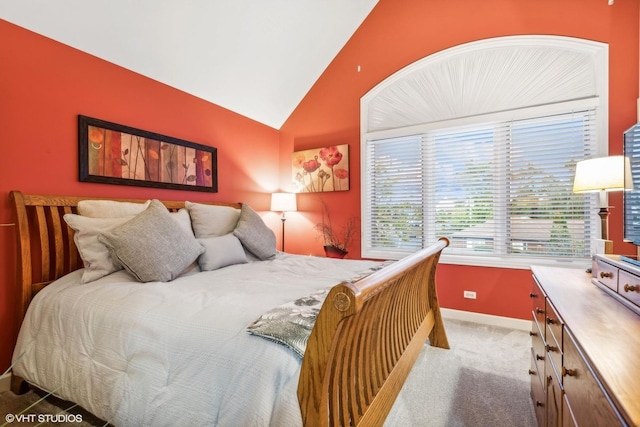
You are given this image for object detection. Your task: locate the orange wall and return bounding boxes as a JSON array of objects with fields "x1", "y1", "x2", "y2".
[
  {"x1": 1, "y1": 0, "x2": 639, "y2": 374},
  {"x1": 0, "y1": 19, "x2": 281, "y2": 372},
  {"x1": 280, "y1": 0, "x2": 639, "y2": 319}
]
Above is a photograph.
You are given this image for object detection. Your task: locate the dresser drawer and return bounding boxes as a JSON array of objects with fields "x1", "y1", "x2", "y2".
[
  {"x1": 544, "y1": 301, "x2": 563, "y2": 358},
  {"x1": 562, "y1": 394, "x2": 577, "y2": 427},
  {"x1": 531, "y1": 319, "x2": 546, "y2": 364},
  {"x1": 562, "y1": 329, "x2": 625, "y2": 427},
  {"x1": 594, "y1": 258, "x2": 618, "y2": 292},
  {"x1": 530, "y1": 349, "x2": 546, "y2": 427},
  {"x1": 546, "y1": 354, "x2": 563, "y2": 427},
  {"x1": 532, "y1": 277, "x2": 547, "y2": 329},
  {"x1": 618, "y1": 269, "x2": 640, "y2": 307}
]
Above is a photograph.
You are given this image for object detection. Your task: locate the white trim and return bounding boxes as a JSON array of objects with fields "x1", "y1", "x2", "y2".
[
  {"x1": 439, "y1": 254, "x2": 591, "y2": 270},
  {"x1": 0, "y1": 372, "x2": 11, "y2": 392},
  {"x1": 441, "y1": 308, "x2": 531, "y2": 331}
]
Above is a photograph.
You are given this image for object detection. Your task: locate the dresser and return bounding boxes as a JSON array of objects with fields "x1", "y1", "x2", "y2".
[{"x1": 530, "y1": 258, "x2": 640, "y2": 427}]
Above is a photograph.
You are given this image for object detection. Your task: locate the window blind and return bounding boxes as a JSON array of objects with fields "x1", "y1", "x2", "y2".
[
  {"x1": 363, "y1": 109, "x2": 598, "y2": 260},
  {"x1": 624, "y1": 123, "x2": 640, "y2": 243}
]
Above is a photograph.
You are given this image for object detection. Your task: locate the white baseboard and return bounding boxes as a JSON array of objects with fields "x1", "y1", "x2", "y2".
[
  {"x1": 0, "y1": 371, "x2": 11, "y2": 392},
  {"x1": 441, "y1": 308, "x2": 530, "y2": 331}
]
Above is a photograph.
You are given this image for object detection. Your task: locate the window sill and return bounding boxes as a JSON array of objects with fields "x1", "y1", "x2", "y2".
[
  {"x1": 363, "y1": 249, "x2": 592, "y2": 270},
  {"x1": 439, "y1": 253, "x2": 591, "y2": 270}
]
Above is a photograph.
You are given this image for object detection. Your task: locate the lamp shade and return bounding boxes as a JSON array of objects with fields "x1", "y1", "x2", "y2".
[
  {"x1": 572, "y1": 156, "x2": 633, "y2": 193},
  {"x1": 270, "y1": 192, "x2": 297, "y2": 212}
]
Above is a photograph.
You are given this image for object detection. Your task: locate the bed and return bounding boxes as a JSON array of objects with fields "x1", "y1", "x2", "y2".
[{"x1": 8, "y1": 190, "x2": 450, "y2": 426}]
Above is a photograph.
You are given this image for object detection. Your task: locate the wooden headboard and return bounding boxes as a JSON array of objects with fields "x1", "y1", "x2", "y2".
[{"x1": 9, "y1": 190, "x2": 240, "y2": 322}]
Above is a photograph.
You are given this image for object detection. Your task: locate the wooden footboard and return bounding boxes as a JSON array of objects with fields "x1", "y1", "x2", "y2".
[{"x1": 298, "y1": 238, "x2": 449, "y2": 427}]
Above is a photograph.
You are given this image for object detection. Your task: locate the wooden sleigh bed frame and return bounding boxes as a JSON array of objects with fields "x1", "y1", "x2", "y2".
[{"x1": 9, "y1": 190, "x2": 450, "y2": 427}]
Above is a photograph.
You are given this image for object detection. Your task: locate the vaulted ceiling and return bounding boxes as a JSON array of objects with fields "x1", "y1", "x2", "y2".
[{"x1": 0, "y1": 1, "x2": 379, "y2": 129}]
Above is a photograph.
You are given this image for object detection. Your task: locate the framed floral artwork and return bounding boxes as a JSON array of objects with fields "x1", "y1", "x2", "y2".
[
  {"x1": 78, "y1": 115, "x2": 217, "y2": 192},
  {"x1": 292, "y1": 144, "x2": 349, "y2": 193}
]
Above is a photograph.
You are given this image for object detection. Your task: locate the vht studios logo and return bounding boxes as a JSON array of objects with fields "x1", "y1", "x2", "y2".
[{"x1": 5, "y1": 413, "x2": 83, "y2": 423}]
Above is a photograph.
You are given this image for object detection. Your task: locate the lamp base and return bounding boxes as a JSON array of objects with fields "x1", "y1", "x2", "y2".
[{"x1": 594, "y1": 239, "x2": 613, "y2": 254}]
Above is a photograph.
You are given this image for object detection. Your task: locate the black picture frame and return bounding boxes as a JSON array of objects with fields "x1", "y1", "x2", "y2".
[{"x1": 78, "y1": 115, "x2": 217, "y2": 192}]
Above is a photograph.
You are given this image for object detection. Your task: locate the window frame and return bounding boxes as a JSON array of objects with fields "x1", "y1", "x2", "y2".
[{"x1": 361, "y1": 48, "x2": 607, "y2": 269}]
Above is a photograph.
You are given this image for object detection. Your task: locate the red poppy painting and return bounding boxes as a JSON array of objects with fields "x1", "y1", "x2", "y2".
[
  {"x1": 78, "y1": 115, "x2": 217, "y2": 192},
  {"x1": 292, "y1": 144, "x2": 349, "y2": 193}
]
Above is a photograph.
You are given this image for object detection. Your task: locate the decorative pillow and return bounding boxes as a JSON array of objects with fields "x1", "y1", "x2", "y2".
[
  {"x1": 233, "y1": 204, "x2": 276, "y2": 260},
  {"x1": 247, "y1": 288, "x2": 329, "y2": 357},
  {"x1": 63, "y1": 214, "x2": 133, "y2": 283},
  {"x1": 185, "y1": 201, "x2": 241, "y2": 238},
  {"x1": 77, "y1": 199, "x2": 150, "y2": 217},
  {"x1": 197, "y1": 234, "x2": 247, "y2": 271},
  {"x1": 98, "y1": 200, "x2": 204, "y2": 282}
]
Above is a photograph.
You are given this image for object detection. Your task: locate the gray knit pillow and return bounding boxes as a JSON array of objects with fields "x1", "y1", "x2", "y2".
[
  {"x1": 233, "y1": 204, "x2": 276, "y2": 260},
  {"x1": 98, "y1": 199, "x2": 204, "y2": 282}
]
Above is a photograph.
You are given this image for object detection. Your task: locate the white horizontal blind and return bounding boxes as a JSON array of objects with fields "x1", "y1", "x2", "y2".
[
  {"x1": 365, "y1": 135, "x2": 425, "y2": 252},
  {"x1": 624, "y1": 123, "x2": 640, "y2": 243},
  {"x1": 363, "y1": 109, "x2": 597, "y2": 260}
]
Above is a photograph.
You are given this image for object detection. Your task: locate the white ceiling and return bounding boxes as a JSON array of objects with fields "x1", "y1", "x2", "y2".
[{"x1": 0, "y1": 0, "x2": 378, "y2": 129}]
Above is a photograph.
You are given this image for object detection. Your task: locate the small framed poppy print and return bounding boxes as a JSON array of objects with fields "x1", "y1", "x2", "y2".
[
  {"x1": 292, "y1": 144, "x2": 349, "y2": 193},
  {"x1": 78, "y1": 115, "x2": 217, "y2": 192}
]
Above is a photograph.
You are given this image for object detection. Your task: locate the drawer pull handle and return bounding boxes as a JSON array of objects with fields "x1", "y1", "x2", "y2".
[
  {"x1": 563, "y1": 367, "x2": 577, "y2": 377},
  {"x1": 528, "y1": 369, "x2": 536, "y2": 376},
  {"x1": 535, "y1": 401, "x2": 544, "y2": 408},
  {"x1": 536, "y1": 354, "x2": 544, "y2": 361},
  {"x1": 529, "y1": 331, "x2": 537, "y2": 337},
  {"x1": 530, "y1": 292, "x2": 538, "y2": 298},
  {"x1": 600, "y1": 271, "x2": 614, "y2": 279},
  {"x1": 546, "y1": 317, "x2": 556, "y2": 325},
  {"x1": 545, "y1": 344, "x2": 558, "y2": 353},
  {"x1": 624, "y1": 284, "x2": 639, "y2": 292},
  {"x1": 536, "y1": 308, "x2": 544, "y2": 314}
]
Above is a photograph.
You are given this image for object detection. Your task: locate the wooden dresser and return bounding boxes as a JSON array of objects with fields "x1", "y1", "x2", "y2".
[{"x1": 530, "y1": 258, "x2": 640, "y2": 427}]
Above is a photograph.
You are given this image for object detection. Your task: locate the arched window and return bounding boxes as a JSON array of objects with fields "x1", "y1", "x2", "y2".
[{"x1": 360, "y1": 36, "x2": 607, "y2": 268}]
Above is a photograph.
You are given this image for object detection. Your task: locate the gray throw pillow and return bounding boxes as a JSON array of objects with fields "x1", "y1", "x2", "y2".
[
  {"x1": 98, "y1": 199, "x2": 204, "y2": 282},
  {"x1": 233, "y1": 204, "x2": 276, "y2": 260},
  {"x1": 197, "y1": 234, "x2": 247, "y2": 271}
]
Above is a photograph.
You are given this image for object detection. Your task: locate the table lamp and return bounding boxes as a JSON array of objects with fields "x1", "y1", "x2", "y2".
[{"x1": 573, "y1": 155, "x2": 632, "y2": 253}]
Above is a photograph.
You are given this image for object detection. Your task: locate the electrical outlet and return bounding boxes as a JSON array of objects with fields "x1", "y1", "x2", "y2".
[{"x1": 463, "y1": 290, "x2": 477, "y2": 299}]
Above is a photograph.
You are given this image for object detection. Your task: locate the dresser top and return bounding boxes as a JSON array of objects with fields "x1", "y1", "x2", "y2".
[{"x1": 531, "y1": 265, "x2": 640, "y2": 427}]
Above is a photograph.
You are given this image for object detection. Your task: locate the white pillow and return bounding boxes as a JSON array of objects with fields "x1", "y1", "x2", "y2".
[
  {"x1": 77, "y1": 199, "x2": 150, "y2": 217},
  {"x1": 197, "y1": 234, "x2": 247, "y2": 271},
  {"x1": 171, "y1": 208, "x2": 195, "y2": 236},
  {"x1": 185, "y1": 201, "x2": 241, "y2": 238},
  {"x1": 63, "y1": 214, "x2": 133, "y2": 283}
]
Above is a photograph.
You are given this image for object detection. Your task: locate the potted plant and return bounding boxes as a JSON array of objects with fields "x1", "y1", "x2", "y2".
[{"x1": 314, "y1": 199, "x2": 357, "y2": 258}]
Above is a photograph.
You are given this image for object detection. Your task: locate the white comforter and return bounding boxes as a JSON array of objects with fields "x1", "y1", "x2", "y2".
[{"x1": 12, "y1": 253, "x2": 383, "y2": 427}]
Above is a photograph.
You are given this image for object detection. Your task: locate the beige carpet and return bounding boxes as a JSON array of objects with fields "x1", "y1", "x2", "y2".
[
  {"x1": 385, "y1": 319, "x2": 536, "y2": 427},
  {"x1": 0, "y1": 319, "x2": 536, "y2": 427}
]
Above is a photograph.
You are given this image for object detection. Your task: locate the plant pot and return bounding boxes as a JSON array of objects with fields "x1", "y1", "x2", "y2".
[{"x1": 324, "y1": 245, "x2": 348, "y2": 259}]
